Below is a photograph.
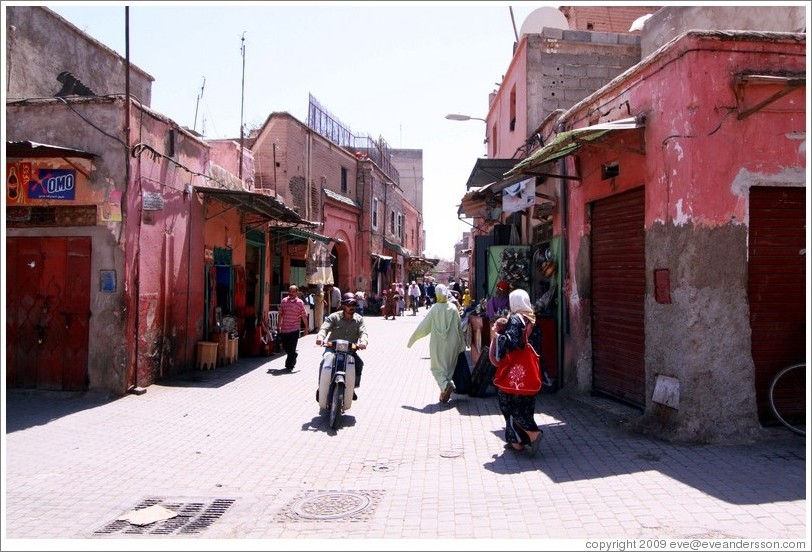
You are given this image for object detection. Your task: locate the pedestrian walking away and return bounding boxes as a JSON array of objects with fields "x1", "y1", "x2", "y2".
[
  {"x1": 489, "y1": 288, "x2": 543, "y2": 456},
  {"x1": 406, "y1": 283, "x2": 465, "y2": 404},
  {"x1": 408, "y1": 281, "x2": 421, "y2": 314},
  {"x1": 424, "y1": 280, "x2": 436, "y2": 310},
  {"x1": 277, "y1": 285, "x2": 310, "y2": 371},
  {"x1": 315, "y1": 292, "x2": 369, "y2": 399}
]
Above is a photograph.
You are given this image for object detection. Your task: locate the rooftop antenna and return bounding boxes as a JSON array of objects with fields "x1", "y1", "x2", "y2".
[
  {"x1": 193, "y1": 76, "x2": 206, "y2": 132},
  {"x1": 509, "y1": 5, "x2": 519, "y2": 43},
  {"x1": 239, "y1": 31, "x2": 246, "y2": 180}
]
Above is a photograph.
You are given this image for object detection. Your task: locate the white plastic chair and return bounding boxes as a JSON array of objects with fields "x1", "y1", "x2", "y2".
[{"x1": 268, "y1": 311, "x2": 279, "y2": 337}]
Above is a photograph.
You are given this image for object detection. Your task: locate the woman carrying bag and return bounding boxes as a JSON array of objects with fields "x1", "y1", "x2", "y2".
[{"x1": 488, "y1": 289, "x2": 543, "y2": 457}]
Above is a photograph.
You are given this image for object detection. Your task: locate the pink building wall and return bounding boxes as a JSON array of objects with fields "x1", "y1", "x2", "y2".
[
  {"x1": 322, "y1": 201, "x2": 360, "y2": 293},
  {"x1": 487, "y1": 38, "x2": 529, "y2": 160},
  {"x1": 559, "y1": 31, "x2": 805, "y2": 441},
  {"x1": 6, "y1": 98, "x2": 210, "y2": 393},
  {"x1": 127, "y1": 106, "x2": 209, "y2": 387}
]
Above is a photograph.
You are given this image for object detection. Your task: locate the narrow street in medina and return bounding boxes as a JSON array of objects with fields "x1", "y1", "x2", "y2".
[{"x1": 3, "y1": 310, "x2": 807, "y2": 548}]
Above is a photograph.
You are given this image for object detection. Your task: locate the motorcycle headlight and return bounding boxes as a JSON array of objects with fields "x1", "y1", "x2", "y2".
[{"x1": 334, "y1": 339, "x2": 350, "y2": 352}]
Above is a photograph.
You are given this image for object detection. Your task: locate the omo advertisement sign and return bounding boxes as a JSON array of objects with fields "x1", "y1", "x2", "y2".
[
  {"x1": 27, "y1": 168, "x2": 76, "y2": 200},
  {"x1": 6, "y1": 163, "x2": 77, "y2": 202}
]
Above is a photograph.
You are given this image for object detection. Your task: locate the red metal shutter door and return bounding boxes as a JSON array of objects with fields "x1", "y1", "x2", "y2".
[
  {"x1": 591, "y1": 187, "x2": 646, "y2": 408},
  {"x1": 748, "y1": 186, "x2": 806, "y2": 424}
]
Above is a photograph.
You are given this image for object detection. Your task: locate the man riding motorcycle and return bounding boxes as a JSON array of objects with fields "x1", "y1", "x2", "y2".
[{"x1": 315, "y1": 292, "x2": 369, "y2": 399}]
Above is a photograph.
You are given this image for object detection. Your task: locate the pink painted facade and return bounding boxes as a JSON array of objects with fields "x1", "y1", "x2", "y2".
[
  {"x1": 6, "y1": 98, "x2": 212, "y2": 393},
  {"x1": 486, "y1": 38, "x2": 529, "y2": 161},
  {"x1": 460, "y1": 7, "x2": 805, "y2": 442},
  {"x1": 554, "y1": 31, "x2": 806, "y2": 442}
]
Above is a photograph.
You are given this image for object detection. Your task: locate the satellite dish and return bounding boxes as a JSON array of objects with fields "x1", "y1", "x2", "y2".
[{"x1": 519, "y1": 7, "x2": 569, "y2": 36}]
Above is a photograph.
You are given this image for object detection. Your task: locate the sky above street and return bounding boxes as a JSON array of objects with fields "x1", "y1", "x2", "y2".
[{"x1": 43, "y1": 1, "x2": 550, "y2": 259}]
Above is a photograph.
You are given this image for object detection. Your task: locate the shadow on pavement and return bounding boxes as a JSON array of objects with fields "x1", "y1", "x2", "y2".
[
  {"x1": 156, "y1": 356, "x2": 275, "y2": 389},
  {"x1": 300, "y1": 414, "x2": 357, "y2": 433},
  {"x1": 5, "y1": 390, "x2": 116, "y2": 433}
]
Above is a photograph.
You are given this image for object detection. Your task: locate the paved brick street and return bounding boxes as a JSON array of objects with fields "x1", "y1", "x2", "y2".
[{"x1": 2, "y1": 309, "x2": 808, "y2": 549}]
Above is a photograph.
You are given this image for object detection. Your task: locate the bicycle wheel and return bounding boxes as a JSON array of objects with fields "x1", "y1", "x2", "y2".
[{"x1": 768, "y1": 363, "x2": 806, "y2": 436}]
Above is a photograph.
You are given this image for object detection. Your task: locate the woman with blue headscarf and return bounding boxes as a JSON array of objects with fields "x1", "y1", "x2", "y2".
[{"x1": 407, "y1": 284, "x2": 465, "y2": 404}]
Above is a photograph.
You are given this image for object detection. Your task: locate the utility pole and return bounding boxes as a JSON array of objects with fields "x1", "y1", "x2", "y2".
[
  {"x1": 239, "y1": 32, "x2": 246, "y2": 180},
  {"x1": 193, "y1": 77, "x2": 206, "y2": 133}
]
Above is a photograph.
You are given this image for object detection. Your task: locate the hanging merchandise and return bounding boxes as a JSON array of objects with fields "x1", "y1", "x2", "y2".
[
  {"x1": 487, "y1": 246, "x2": 530, "y2": 293},
  {"x1": 306, "y1": 239, "x2": 333, "y2": 285},
  {"x1": 499, "y1": 247, "x2": 530, "y2": 290}
]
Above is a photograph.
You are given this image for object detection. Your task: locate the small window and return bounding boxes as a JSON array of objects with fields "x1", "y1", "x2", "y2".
[
  {"x1": 340, "y1": 167, "x2": 348, "y2": 193},
  {"x1": 397, "y1": 213, "x2": 403, "y2": 239},
  {"x1": 167, "y1": 128, "x2": 178, "y2": 157},
  {"x1": 601, "y1": 162, "x2": 620, "y2": 180},
  {"x1": 509, "y1": 86, "x2": 517, "y2": 132},
  {"x1": 372, "y1": 197, "x2": 379, "y2": 229},
  {"x1": 390, "y1": 211, "x2": 395, "y2": 234}
]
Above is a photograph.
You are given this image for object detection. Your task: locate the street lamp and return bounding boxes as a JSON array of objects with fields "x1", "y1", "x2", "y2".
[
  {"x1": 445, "y1": 113, "x2": 488, "y2": 145},
  {"x1": 445, "y1": 113, "x2": 487, "y2": 123}
]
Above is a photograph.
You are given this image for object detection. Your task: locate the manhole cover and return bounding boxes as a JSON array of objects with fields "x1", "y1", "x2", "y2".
[
  {"x1": 275, "y1": 490, "x2": 383, "y2": 523},
  {"x1": 293, "y1": 491, "x2": 370, "y2": 520},
  {"x1": 439, "y1": 449, "x2": 463, "y2": 458}
]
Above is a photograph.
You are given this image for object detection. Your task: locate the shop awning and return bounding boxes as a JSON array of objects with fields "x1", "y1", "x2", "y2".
[
  {"x1": 6, "y1": 140, "x2": 97, "y2": 158},
  {"x1": 383, "y1": 238, "x2": 410, "y2": 258},
  {"x1": 195, "y1": 186, "x2": 310, "y2": 227},
  {"x1": 407, "y1": 256, "x2": 439, "y2": 273},
  {"x1": 280, "y1": 227, "x2": 332, "y2": 243},
  {"x1": 464, "y1": 158, "x2": 523, "y2": 190},
  {"x1": 506, "y1": 117, "x2": 645, "y2": 177},
  {"x1": 457, "y1": 158, "x2": 539, "y2": 219},
  {"x1": 458, "y1": 184, "x2": 503, "y2": 219}
]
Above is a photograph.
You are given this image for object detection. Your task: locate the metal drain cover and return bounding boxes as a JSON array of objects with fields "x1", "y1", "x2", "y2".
[
  {"x1": 275, "y1": 489, "x2": 384, "y2": 523},
  {"x1": 94, "y1": 497, "x2": 235, "y2": 536}
]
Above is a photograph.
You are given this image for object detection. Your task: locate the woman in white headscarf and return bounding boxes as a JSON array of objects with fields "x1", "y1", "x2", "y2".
[
  {"x1": 407, "y1": 283, "x2": 465, "y2": 404},
  {"x1": 488, "y1": 289, "x2": 543, "y2": 456}
]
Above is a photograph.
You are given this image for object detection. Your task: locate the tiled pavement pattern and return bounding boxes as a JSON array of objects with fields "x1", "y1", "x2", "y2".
[{"x1": 3, "y1": 309, "x2": 808, "y2": 547}]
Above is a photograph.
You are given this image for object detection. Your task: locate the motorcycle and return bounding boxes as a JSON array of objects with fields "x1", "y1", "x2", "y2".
[{"x1": 317, "y1": 339, "x2": 357, "y2": 430}]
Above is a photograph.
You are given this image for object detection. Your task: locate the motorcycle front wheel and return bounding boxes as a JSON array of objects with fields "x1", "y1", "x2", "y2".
[{"x1": 329, "y1": 382, "x2": 344, "y2": 430}]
